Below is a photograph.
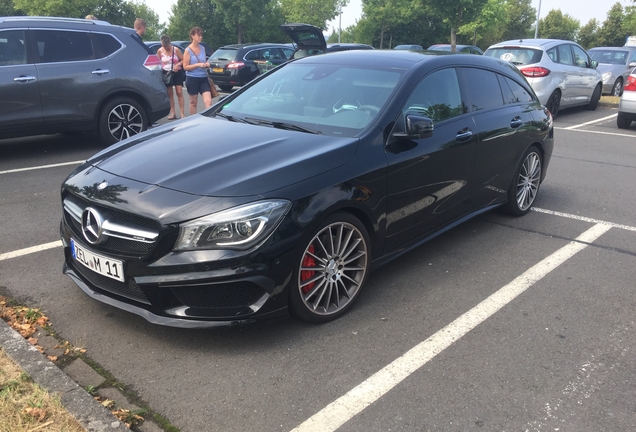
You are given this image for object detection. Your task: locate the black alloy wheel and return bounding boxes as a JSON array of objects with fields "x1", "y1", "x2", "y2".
[
  {"x1": 99, "y1": 97, "x2": 147, "y2": 145},
  {"x1": 504, "y1": 146, "x2": 542, "y2": 216},
  {"x1": 290, "y1": 213, "x2": 370, "y2": 323}
]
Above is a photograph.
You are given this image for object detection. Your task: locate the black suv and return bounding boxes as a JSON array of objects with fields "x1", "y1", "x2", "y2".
[
  {"x1": 207, "y1": 43, "x2": 294, "y2": 91},
  {"x1": 0, "y1": 16, "x2": 170, "y2": 144}
]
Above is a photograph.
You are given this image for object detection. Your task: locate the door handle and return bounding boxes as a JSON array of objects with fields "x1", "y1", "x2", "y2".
[
  {"x1": 92, "y1": 69, "x2": 110, "y2": 75},
  {"x1": 455, "y1": 128, "x2": 472, "y2": 143},
  {"x1": 14, "y1": 76, "x2": 36, "y2": 83},
  {"x1": 510, "y1": 117, "x2": 523, "y2": 128}
]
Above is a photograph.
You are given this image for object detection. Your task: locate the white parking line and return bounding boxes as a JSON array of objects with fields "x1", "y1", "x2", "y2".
[
  {"x1": 0, "y1": 160, "x2": 84, "y2": 175},
  {"x1": 290, "y1": 223, "x2": 611, "y2": 432},
  {"x1": 0, "y1": 241, "x2": 62, "y2": 262},
  {"x1": 563, "y1": 113, "x2": 617, "y2": 129},
  {"x1": 532, "y1": 207, "x2": 636, "y2": 232},
  {"x1": 554, "y1": 127, "x2": 635, "y2": 138}
]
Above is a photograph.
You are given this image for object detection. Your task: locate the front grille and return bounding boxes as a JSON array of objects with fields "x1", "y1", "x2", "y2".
[
  {"x1": 72, "y1": 260, "x2": 151, "y2": 304},
  {"x1": 63, "y1": 194, "x2": 160, "y2": 259},
  {"x1": 171, "y1": 283, "x2": 265, "y2": 309}
]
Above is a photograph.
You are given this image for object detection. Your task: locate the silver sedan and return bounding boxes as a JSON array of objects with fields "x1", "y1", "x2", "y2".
[{"x1": 588, "y1": 47, "x2": 636, "y2": 96}]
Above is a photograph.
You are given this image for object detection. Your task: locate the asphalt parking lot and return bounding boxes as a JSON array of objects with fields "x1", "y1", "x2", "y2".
[{"x1": 1, "y1": 104, "x2": 635, "y2": 431}]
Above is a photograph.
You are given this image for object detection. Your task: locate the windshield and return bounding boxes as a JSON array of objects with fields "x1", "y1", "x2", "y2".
[
  {"x1": 209, "y1": 48, "x2": 238, "y2": 61},
  {"x1": 208, "y1": 61, "x2": 402, "y2": 137},
  {"x1": 589, "y1": 50, "x2": 629, "y2": 65},
  {"x1": 484, "y1": 48, "x2": 543, "y2": 65}
]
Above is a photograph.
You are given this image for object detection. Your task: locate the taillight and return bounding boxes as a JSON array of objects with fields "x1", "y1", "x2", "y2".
[
  {"x1": 227, "y1": 61, "x2": 245, "y2": 69},
  {"x1": 624, "y1": 75, "x2": 636, "y2": 91},
  {"x1": 143, "y1": 54, "x2": 162, "y2": 71},
  {"x1": 520, "y1": 66, "x2": 551, "y2": 78}
]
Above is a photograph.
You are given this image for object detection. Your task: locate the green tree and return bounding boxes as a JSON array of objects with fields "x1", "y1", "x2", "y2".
[
  {"x1": 90, "y1": 0, "x2": 135, "y2": 27},
  {"x1": 537, "y1": 9, "x2": 579, "y2": 40},
  {"x1": 426, "y1": 0, "x2": 489, "y2": 52},
  {"x1": 280, "y1": 0, "x2": 345, "y2": 29},
  {"x1": 0, "y1": 0, "x2": 25, "y2": 16},
  {"x1": 362, "y1": 0, "x2": 414, "y2": 49},
  {"x1": 623, "y1": 5, "x2": 636, "y2": 39},
  {"x1": 500, "y1": 0, "x2": 535, "y2": 41},
  {"x1": 12, "y1": 0, "x2": 94, "y2": 18},
  {"x1": 166, "y1": 0, "x2": 223, "y2": 46},
  {"x1": 598, "y1": 2, "x2": 625, "y2": 47},
  {"x1": 457, "y1": 0, "x2": 508, "y2": 49},
  {"x1": 213, "y1": 0, "x2": 282, "y2": 44},
  {"x1": 577, "y1": 19, "x2": 599, "y2": 49}
]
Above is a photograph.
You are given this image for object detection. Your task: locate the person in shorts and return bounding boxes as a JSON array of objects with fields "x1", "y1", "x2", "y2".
[
  {"x1": 157, "y1": 34, "x2": 186, "y2": 119},
  {"x1": 183, "y1": 27, "x2": 212, "y2": 115}
]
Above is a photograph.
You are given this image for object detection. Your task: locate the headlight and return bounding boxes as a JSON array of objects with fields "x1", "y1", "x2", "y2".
[
  {"x1": 602, "y1": 72, "x2": 612, "y2": 82},
  {"x1": 174, "y1": 200, "x2": 291, "y2": 251}
]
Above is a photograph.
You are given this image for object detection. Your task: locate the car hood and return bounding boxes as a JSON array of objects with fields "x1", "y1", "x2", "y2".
[
  {"x1": 86, "y1": 116, "x2": 358, "y2": 197},
  {"x1": 279, "y1": 23, "x2": 327, "y2": 52}
]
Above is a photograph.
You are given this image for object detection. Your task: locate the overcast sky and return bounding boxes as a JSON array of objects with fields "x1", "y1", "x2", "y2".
[{"x1": 150, "y1": 0, "x2": 632, "y2": 36}]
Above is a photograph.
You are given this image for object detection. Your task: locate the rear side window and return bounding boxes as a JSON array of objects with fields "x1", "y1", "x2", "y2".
[
  {"x1": 0, "y1": 30, "x2": 27, "y2": 66},
  {"x1": 498, "y1": 75, "x2": 534, "y2": 104},
  {"x1": 463, "y1": 68, "x2": 504, "y2": 111},
  {"x1": 282, "y1": 48, "x2": 294, "y2": 59},
  {"x1": 35, "y1": 30, "x2": 94, "y2": 63},
  {"x1": 244, "y1": 49, "x2": 263, "y2": 61},
  {"x1": 91, "y1": 33, "x2": 121, "y2": 58}
]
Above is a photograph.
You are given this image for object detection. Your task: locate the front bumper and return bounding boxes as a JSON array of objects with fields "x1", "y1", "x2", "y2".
[{"x1": 60, "y1": 210, "x2": 299, "y2": 328}]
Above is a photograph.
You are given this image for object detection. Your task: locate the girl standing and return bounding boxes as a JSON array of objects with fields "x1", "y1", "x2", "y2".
[{"x1": 183, "y1": 27, "x2": 212, "y2": 116}]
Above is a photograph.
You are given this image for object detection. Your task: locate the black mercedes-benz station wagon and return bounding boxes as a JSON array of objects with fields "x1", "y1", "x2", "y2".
[{"x1": 60, "y1": 50, "x2": 554, "y2": 328}]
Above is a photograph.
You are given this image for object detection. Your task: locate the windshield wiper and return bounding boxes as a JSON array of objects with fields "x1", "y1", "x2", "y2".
[
  {"x1": 244, "y1": 118, "x2": 321, "y2": 134},
  {"x1": 214, "y1": 112, "x2": 248, "y2": 123}
]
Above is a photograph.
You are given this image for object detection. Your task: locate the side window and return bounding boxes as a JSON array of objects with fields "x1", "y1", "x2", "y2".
[
  {"x1": 572, "y1": 45, "x2": 589, "y2": 67},
  {"x1": 547, "y1": 47, "x2": 557, "y2": 62},
  {"x1": 0, "y1": 30, "x2": 27, "y2": 66},
  {"x1": 244, "y1": 49, "x2": 261, "y2": 61},
  {"x1": 91, "y1": 33, "x2": 121, "y2": 58},
  {"x1": 499, "y1": 75, "x2": 534, "y2": 104},
  {"x1": 463, "y1": 68, "x2": 504, "y2": 111},
  {"x1": 35, "y1": 30, "x2": 94, "y2": 63},
  {"x1": 281, "y1": 48, "x2": 294, "y2": 59},
  {"x1": 556, "y1": 44, "x2": 573, "y2": 66},
  {"x1": 403, "y1": 68, "x2": 463, "y2": 123}
]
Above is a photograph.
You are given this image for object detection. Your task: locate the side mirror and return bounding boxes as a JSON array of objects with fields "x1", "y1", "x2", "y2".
[
  {"x1": 590, "y1": 59, "x2": 598, "y2": 69},
  {"x1": 406, "y1": 114, "x2": 434, "y2": 138},
  {"x1": 629, "y1": 62, "x2": 636, "y2": 68}
]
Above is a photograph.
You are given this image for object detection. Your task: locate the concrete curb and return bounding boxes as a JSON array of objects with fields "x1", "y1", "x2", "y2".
[{"x1": 0, "y1": 319, "x2": 129, "y2": 432}]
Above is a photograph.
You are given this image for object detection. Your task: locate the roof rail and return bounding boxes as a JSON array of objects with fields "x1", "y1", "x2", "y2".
[{"x1": 0, "y1": 16, "x2": 111, "y2": 25}]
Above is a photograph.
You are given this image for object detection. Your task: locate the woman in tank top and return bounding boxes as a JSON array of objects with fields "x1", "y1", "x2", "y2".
[
  {"x1": 183, "y1": 26, "x2": 212, "y2": 115},
  {"x1": 157, "y1": 34, "x2": 185, "y2": 119}
]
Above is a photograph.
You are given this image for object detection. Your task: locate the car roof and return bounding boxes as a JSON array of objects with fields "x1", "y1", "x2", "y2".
[
  {"x1": 292, "y1": 49, "x2": 527, "y2": 79},
  {"x1": 218, "y1": 43, "x2": 291, "y2": 50},
  {"x1": 487, "y1": 39, "x2": 580, "y2": 50},
  {"x1": 0, "y1": 16, "x2": 131, "y2": 33},
  {"x1": 589, "y1": 46, "x2": 636, "y2": 51},
  {"x1": 326, "y1": 43, "x2": 374, "y2": 52}
]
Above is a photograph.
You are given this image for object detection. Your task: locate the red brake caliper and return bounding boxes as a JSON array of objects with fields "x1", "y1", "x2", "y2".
[{"x1": 301, "y1": 244, "x2": 316, "y2": 294}]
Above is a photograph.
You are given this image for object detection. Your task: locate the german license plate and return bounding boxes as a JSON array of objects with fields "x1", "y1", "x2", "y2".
[
  {"x1": 70, "y1": 238, "x2": 124, "y2": 282},
  {"x1": 212, "y1": 67, "x2": 223, "y2": 73}
]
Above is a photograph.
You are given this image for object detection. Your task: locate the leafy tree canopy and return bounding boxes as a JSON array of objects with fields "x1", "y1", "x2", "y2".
[
  {"x1": 537, "y1": 9, "x2": 579, "y2": 40},
  {"x1": 280, "y1": 0, "x2": 346, "y2": 30}
]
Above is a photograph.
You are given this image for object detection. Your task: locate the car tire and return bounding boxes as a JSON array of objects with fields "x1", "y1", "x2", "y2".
[
  {"x1": 617, "y1": 112, "x2": 632, "y2": 129},
  {"x1": 218, "y1": 85, "x2": 233, "y2": 92},
  {"x1": 546, "y1": 90, "x2": 560, "y2": 118},
  {"x1": 289, "y1": 213, "x2": 371, "y2": 323},
  {"x1": 611, "y1": 78, "x2": 623, "y2": 97},
  {"x1": 586, "y1": 84, "x2": 602, "y2": 110},
  {"x1": 503, "y1": 146, "x2": 542, "y2": 217},
  {"x1": 98, "y1": 97, "x2": 147, "y2": 145}
]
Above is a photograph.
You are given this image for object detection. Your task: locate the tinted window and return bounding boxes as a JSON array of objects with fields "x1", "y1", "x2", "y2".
[
  {"x1": 0, "y1": 30, "x2": 27, "y2": 66},
  {"x1": 92, "y1": 33, "x2": 121, "y2": 58},
  {"x1": 403, "y1": 68, "x2": 463, "y2": 123},
  {"x1": 281, "y1": 48, "x2": 294, "y2": 59},
  {"x1": 463, "y1": 68, "x2": 504, "y2": 111},
  {"x1": 210, "y1": 48, "x2": 238, "y2": 61},
  {"x1": 244, "y1": 49, "x2": 262, "y2": 61},
  {"x1": 35, "y1": 30, "x2": 94, "y2": 63},
  {"x1": 589, "y1": 49, "x2": 629, "y2": 65},
  {"x1": 499, "y1": 75, "x2": 534, "y2": 104},
  {"x1": 262, "y1": 48, "x2": 283, "y2": 60}
]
